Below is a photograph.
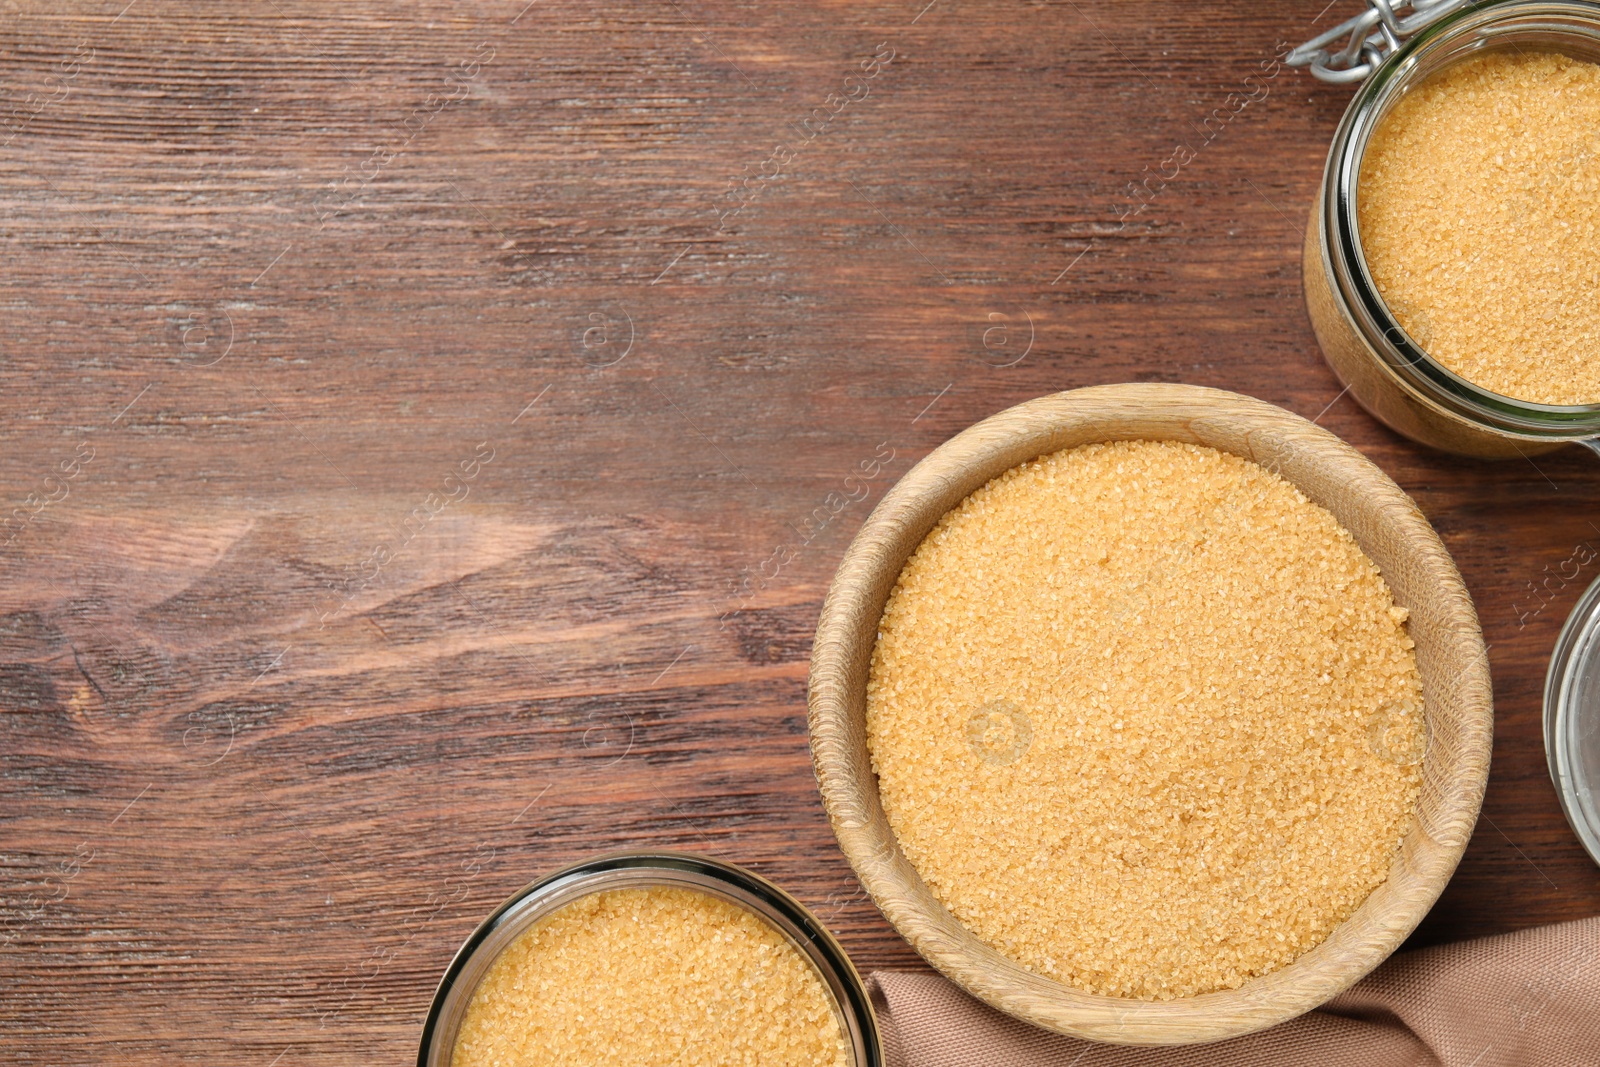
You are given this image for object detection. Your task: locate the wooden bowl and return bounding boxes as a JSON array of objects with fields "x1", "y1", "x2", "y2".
[{"x1": 807, "y1": 383, "x2": 1492, "y2": 1046}]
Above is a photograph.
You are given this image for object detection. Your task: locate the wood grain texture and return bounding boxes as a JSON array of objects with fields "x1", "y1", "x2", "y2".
[
  {"x1": 0, "y1": 1, "x2": 1596, "y2": 1062},
  {"x1": 808, "y1": 383, "x2": 1494, "y2": 1045}
]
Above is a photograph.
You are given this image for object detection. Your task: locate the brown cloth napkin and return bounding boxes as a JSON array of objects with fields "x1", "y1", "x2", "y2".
[{"x1": 869, "y1": 916, "x2": 1600, "y2": 1067}]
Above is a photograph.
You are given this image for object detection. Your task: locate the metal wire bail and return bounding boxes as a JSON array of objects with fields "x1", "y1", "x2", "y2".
[{"x1": 1288, "y1": 0, "x2": 1471, "y2": 83}]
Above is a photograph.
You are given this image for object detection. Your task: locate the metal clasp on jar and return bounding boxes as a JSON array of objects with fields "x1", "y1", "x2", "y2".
[{"x1": 1288, "y1": 0, "x2": 1471, "y2": 83}]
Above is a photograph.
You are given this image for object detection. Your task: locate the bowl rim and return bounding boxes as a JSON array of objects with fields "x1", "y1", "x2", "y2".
[{"x1": 807, "y1": 382, "x2": 1492, "y2": 1046}]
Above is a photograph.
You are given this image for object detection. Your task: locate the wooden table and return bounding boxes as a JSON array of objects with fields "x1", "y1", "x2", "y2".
[{"x1": 3, "y1": 1, "x2": 1596, "y2": 1060}]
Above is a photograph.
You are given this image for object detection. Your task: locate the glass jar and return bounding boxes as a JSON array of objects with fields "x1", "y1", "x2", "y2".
[
  {"x1": 1303, "y1": 0, "x2": 1600, "y2": 458},
  {"x1": 417, "y1": 851, "x2": 883, "y2": 1067}
]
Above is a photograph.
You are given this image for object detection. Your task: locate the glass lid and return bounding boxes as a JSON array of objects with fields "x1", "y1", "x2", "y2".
[{"x1": 1545, "y1": 575, "x2": 1600, "y2": 867}]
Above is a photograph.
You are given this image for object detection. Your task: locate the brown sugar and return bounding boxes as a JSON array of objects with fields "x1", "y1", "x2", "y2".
[
  {"x1": 866, "y1": 441, "x2": 1424, "y2": 1000},
  {"x1": 1358, "y1": 50, "x2": 1600, "y2": 405},
  {"x1": 451, "y1": 885, "x2": 849, "y2": 1067}
]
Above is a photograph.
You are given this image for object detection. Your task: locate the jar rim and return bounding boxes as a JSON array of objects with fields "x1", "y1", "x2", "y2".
[
  {"x1": 416, "y1": 850, "x2": 883, "y2": 1067},
  {"x1": 1325, "y1": 0, "x2": 1600, "y2": 439}
]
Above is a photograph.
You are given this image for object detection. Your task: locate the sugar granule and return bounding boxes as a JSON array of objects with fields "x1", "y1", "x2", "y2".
[
  {"x1": 451, "y1": 885, "x2": 849, "y2": 1067},
  {"x1": 1359, "y1": 50, "x2": 1600, "y2": 405},
  {"x1": 866, "y1": 441, "x2": 1424, "y2": 1000}
]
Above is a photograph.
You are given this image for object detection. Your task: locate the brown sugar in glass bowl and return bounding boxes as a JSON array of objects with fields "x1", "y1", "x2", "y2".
[
  {"x1": 417, "y1": 853, "x2": 882, "y2": 1067},
  {"x1": 1303, "y1": 0, "x2": 1600, "y2": 457},
  {"x1": 808, "y1": 384, "x2": 1493, "y2": 1045}
]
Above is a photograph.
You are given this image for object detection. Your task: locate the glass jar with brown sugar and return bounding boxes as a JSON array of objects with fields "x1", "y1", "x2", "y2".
[{"x1": 1296, "y1": 0, "x2": 1600, "y2": 458}]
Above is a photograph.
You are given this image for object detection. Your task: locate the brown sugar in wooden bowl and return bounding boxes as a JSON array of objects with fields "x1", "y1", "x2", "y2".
[{"x1": 807, "y1": 383, "x2": 1492, "y2": 1046}]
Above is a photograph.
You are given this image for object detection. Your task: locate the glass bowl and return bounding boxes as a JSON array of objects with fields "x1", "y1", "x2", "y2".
[{"x1": 417, "y1": 850, "x2": 883, "y2": 1067}]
